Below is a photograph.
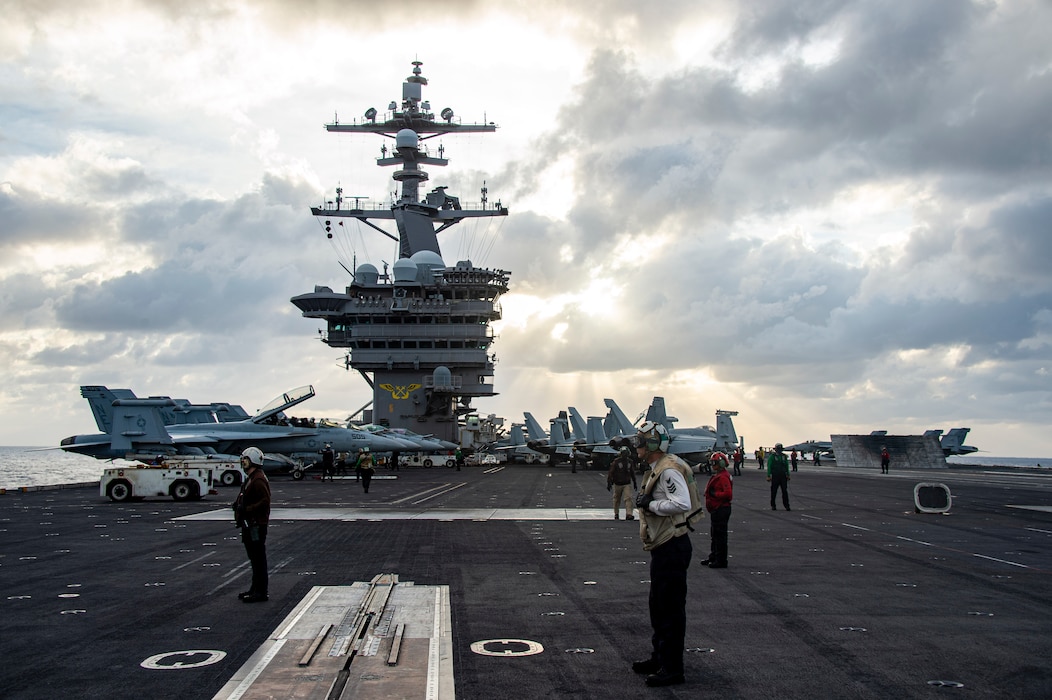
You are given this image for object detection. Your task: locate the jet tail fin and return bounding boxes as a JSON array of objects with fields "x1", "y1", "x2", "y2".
[
  {"x1": 941, "y1": 428, "x2": 977, "y2": 455},
  {"x1": 550, "y1": 415, "x2": 571, "y2": 444},
  {"x1": 714, "y1": 410, "x2": 740, "y2": 452},
  {"x1": 603, "y1": 399, "x2": 637, "y2": 435},
  {"x1": 523, "y1": 412, "x2": 548, "y2": 440},
  {"x1": 644, "y1": 396, "x2": 678, "y2": 430},
  {"x1": 80, "y1": 385, "x2": 137, "y2": 433},
  {"x1": 586, "y1": 416, "x2": 610, "y2": 445},
  {"x1": 108, "y1": 399, "x2": 176, "y2": 452},
  {"x1": 567, "y1": 407, "x2": 588, "y2": 441}
]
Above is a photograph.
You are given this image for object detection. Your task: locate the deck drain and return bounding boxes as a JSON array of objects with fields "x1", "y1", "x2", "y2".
[
  {"x1": 927, "y1": 680, "x2": 964, "y2": 688},
  {"x1": 565, "y1": 648, "x2": 594, "y2": 654}
]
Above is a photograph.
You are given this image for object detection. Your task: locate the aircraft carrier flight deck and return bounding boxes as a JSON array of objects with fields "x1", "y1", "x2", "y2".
[{"x1": 2, "y1": 463, "x2": 1051, "y2": 699}]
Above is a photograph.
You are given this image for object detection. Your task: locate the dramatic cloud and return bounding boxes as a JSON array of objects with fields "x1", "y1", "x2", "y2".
[{"x1": 1, "y1": 0, "x2": 1050, "y2": 457}]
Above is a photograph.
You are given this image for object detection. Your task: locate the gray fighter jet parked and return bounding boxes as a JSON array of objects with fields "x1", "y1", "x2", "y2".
[
  {"x1": 80, "y1": 385, "x2": 250, "y2": 433},
  {"x1": 61, "y1": 385, "x2": 413, "y2": 477}
]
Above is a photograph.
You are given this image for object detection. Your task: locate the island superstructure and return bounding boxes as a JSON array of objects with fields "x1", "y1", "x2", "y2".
[{"x1": 291, "y1": 61, "x2": 510, "y2": 443}]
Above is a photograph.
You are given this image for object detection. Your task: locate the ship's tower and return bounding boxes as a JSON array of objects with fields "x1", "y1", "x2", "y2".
[{"x1": 291, "y1": 62, "x2": 510, "y2": 442}]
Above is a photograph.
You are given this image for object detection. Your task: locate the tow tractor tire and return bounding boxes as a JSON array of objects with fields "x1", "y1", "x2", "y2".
[
  {"x1": 291, "y1": 468, "x2": 305, "y2": 481},
  {"x1": 445, "y1": 459, "x2": 455, "y2": 468},
  {"x1": 107, "y1": 480, "x2": 133, "y2": 503},
  {"x1": 171, "y1": 480, "x2": 197, "y2": 502},
  {"x1": 423, "y1": 458, "x2": 433, "y2": 468},
  {"x1": 220, "y1": 470, "x2": 240, "y2": 487}
]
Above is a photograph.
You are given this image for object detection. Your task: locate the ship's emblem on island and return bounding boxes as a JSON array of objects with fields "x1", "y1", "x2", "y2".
[
  {"x1": 291, "y1": 61, "x2": 510, "y2": 442},
  {"x1": 380, "y1": 383, "x2": 422, "y2": 400}
]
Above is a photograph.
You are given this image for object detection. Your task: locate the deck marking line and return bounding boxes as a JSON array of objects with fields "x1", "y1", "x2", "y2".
[
  {"x1": 225, "y1": 638, "x2": 286, "y2": 700},
  {"x1": 426, "y1": 586, "x2": 442, "y2": 700},
  {"x1": 390, "y1": 484, "x2": 453, "y2": 505},
  {"x1": 276, "y1": 586, "x2": 327, "y2": 640},
  {"x1": 413, "y1": 482, "x2": 467, "y2": 505},
  {"x1": 972, "y1": 553, "x2": 1029, "y2": 569},
  {"x1": 173, "y1": 550, "x2": 216, "y2": 570},
  {"x1": 842, "y1": 523, "x2": 871, "y2": 531},
  {"x1": 897, "y1": 536, "x2": 933, "y2": 547}
]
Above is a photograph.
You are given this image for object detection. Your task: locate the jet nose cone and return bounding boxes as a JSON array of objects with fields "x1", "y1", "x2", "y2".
[{"x1": 376, "y1": 435, "x2": 411, "y2": 451}]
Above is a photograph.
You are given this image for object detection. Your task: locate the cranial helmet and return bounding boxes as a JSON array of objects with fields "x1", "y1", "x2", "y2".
[
  {"x1": 637, "y1": 421, "x2": 670, "y2": 453},
  {"x1": 710, "y1": 451, "x2": 727, "y2": 463},
  {"x1": 241, "y1": 446, "x2": 265, "y2": 467},
  {"x1": 619, "y1": 446, "x2": 631, "y2": 456}
]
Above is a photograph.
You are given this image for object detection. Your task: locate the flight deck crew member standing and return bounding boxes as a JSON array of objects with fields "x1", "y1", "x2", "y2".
[
  {"x1": 767, "y1": 443, "x2": 791, "y2": 511},
  {"x1": 880, "y1": 446, "x2": 890, "y2": 474},
  {"x1": 790, "y1": 449, "x2": 798, "y2": 472},
  {"x1": 235, "y1": 447, "x2": 271, "y2": 603},
  {"x1": 320, "y1": 443, "x2": 335, "y2": 481},
  {"x1": 357, "y1": 449, "x2": 375, "y2": 493},
  {"x1": 732, "y1": 448, "x2": 743, "y2": 476},
  {"x1": 607, "y1": 446, "x2": 638, "y2": 520},
  {"x1": 632, "y1": 422, "x2": 693, "y2": 688},
  {"x1": 702, "y1": 452, "x2": 732, "y2": 568}
]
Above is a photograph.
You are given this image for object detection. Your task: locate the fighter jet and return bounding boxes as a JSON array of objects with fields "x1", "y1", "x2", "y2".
[
  {"x1": 784, "y1": 439, "x2": 834, "y2": 455},
  {"x1": 357, "y1": 424, "x2": 457, "y2": 452},
  {"x1": 523, "y1": 411, "x2": 579, "y2": 466},
  {"x1": 60, "y1": 385, "x2": 412, "y2": 476},
  {"x1": 80, "y1": 385, "x2": 251, "y2": 432},
  {"x1": 924, "y1": 428, "x2": 979, "y2": 456},
  {"x1": 641, "y1": 397, "x2": 746, "y2": 465},
  {"x1": 491, "y1": 423, "x2": 547, "y2": 464}
]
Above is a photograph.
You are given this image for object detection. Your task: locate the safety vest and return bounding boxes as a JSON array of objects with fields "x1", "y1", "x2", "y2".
[{"x1": 638, "y1": 453, "x2": 704, "y2": 551}]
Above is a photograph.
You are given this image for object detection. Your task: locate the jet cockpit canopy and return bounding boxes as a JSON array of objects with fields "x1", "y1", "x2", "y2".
[{"x1": 251, "y1": 385, "x2": 317, "y2": 424}]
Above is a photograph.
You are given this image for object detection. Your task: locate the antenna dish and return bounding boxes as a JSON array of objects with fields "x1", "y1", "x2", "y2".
[
  {"x1": 364, "y1": 107, "x2": 377, "y2": 122},
  {"x1": 441, "y1": 107, "x2": 454, "y2": 123}
]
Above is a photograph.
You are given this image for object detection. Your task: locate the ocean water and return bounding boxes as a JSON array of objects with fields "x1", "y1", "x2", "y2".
[
  {"x1": 945, "y1": 455, "x2": 1052, "y2": 469},
  {"x1": 0, "y1": 447, "x2": 137, "y2": 490}
]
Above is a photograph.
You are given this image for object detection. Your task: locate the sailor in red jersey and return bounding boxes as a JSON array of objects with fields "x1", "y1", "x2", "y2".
[{"x1": 701, "y1": 452, "x2": 732, "y2": 569}]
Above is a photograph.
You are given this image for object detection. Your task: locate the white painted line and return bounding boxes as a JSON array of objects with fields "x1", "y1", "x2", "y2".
[
  {"x1": 1025, "y1": 527, "x2": 1052, "y2": 535},
  {"x1": 413, "y1": 483, "x2": 467, "y2": 505},
  {"x1": 390, "y1": 484, "x2": 455, "y2": 505},
  {"x1": 277, "y1": 586, "x2": 327, "y2": 640},
  {"x1": 897, "y1": 536, "x2": 933, "y2": 546},
  {"x1": 842, "y1": 524, "x2": 871, "y2": 531},
  {"x1": 172, "y1": 550, "x2": 216, "y2": 571},
  {"x1": 206, "y1": 561, "x2": 251, "y2": 597},
  {"x1": 973, "y1": 553, "x2": 1030, "y2": 569},
  {"x1": 224, "y1": 639, "x2": 287, "y2": 700},
  {"x1": 426, "y1": 587, "x2": 441, "y2": 700},
  {"x1": 222, "y1": 561, "x2": 251, "y2": 580}
]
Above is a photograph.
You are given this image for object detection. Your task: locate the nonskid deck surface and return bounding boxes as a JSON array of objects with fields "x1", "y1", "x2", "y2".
[{"x1": 2, "y1": 463, "x2": 1051, "y2": 699}]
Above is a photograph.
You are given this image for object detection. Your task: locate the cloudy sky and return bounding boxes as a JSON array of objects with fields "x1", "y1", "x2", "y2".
[{"x1": 3, "y1": 0, "x2": 1051, "y2": 457}]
